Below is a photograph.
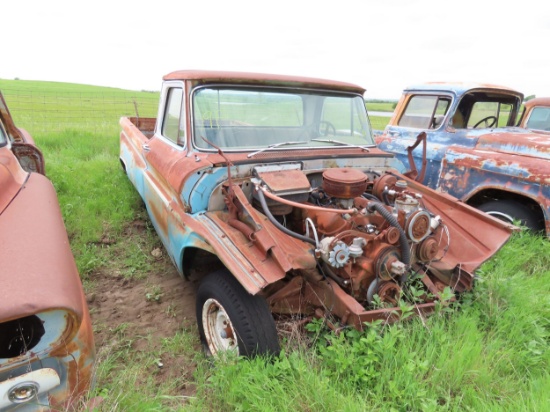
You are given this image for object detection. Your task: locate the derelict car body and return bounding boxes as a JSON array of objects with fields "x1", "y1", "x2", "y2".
[{"x1": 0, "y1": 93, "x2": 95, "y2": 410}]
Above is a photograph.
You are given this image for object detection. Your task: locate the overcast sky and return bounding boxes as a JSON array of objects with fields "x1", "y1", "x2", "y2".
[{"x1": 2, "y1": 0, "x2": 550, "y2": 99}]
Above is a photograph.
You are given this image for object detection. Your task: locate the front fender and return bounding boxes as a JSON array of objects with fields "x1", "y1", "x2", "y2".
[{"x1": 171, "y1": 207, "x2": 316, "y2": 296}]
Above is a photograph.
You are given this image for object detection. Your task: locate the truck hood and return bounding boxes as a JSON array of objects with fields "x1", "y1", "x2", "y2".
[
  {"x1": 0, "y1": 172, "x2": 84, "y2": 323},
  {"x1": 476, "y1": 128, "x2": 550, "y2": 159}
]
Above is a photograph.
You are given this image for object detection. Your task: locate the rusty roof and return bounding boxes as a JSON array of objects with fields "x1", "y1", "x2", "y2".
[
  {"x1": 404, "y1": 82, "x2": 522, "y2": 97},
  {"x1": 163, "y1": 70, "x2": 366, "y2": 94},
  {"x1": 524, "y1": 97, "x2": 550, "y2": 108}
]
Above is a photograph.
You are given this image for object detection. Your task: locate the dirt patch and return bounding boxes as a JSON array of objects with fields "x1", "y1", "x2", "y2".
[
  {"x1": 85, "y1": 217, "x2": 303, "y2": 406},
  {"x1": 88, "y1": 265, "x2": 197, "y2": 349},
  {"x1": 86, "y1": 219, "x2": 223, "y2": 397}
]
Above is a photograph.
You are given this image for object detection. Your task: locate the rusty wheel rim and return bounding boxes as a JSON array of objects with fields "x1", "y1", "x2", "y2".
[{"x1": 202, "y1": 298, "x2": 238, "y2": 355}]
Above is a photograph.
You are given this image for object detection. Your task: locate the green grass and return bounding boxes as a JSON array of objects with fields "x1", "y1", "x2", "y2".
[
  {"x1": 365, "y1": 101, "x2": 396, "y2": 112},
  {"x1": 90, "y1": 326, "x2": 199, "y2": 411},
  {"x1": 190, "y1": 232, "x2": 550, "y2": 412},
  {"x1": 370, "y1": 115, "x2": 389, "y2": 131},
  {"x1": 35, "y1": 129, "x2": 155, "y2": 280},
  {"x1": 3, "y1": 79, "x2": 548, "y2": 411},
  {"x1": 0, "y1": 79, "x2": 159, "y2": 135}
]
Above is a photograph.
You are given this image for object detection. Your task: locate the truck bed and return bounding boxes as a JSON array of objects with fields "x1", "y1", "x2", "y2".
[{"x1": 127, "y1": 116, "x2": 156, "y2": 139}]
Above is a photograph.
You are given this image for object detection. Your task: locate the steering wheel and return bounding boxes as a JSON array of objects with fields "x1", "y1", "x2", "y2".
[
  {"x1": 473, "y1": 116, "x2": 497, "y2": 128},
  {"x1": 320, "y1": 121, "x2": 336, "y2": 136}
]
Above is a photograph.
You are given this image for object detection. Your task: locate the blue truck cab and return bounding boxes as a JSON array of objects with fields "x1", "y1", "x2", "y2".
[{"x1": 376, "y1": 82, "x2": 550, "y2": 235}]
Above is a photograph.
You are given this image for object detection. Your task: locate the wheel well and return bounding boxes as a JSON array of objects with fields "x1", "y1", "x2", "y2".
[
  {"x1": 467, "y1": 189, "x2": 545, "y2": 222},
  {"x1": 119, "y1": 158, "x2": 127, "y2": 173},
  {"x1": 181, "y1": 247, "x2": 225, "y2": 280}
]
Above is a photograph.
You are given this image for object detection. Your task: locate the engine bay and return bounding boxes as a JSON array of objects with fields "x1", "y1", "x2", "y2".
[{"x1": 216, "y1": 162, "x2": 465, "y2": 325}]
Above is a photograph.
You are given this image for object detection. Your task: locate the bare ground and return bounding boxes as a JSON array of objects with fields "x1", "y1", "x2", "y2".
[
  {"x1": 85, "y1": 218, "x2": 223, "y2": 401},
  {"x1": 84, "y1": 216, "x2": 306, "y2": 409}
]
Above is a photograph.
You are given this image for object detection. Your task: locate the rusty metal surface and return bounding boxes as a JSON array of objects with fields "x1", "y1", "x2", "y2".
[
  {"x1": 0, "y1": 92, "x2": 25, "y2": 143},
  {"x1": 163, "y1": 70, "x2": 366, "y2": 94},
  {"x1": 11, "y1": 142, "x2": 46, "y2": 175},
  {"x1": 403, "y1": 81, "x2": 522, "y2": 96},
  {"x1": 322, "y1": 168, "x2": 368, "y2": 198},
  {"x1": 522, "y1": 97, "x2": 550, "y2": 112},
  {"x1": 401, "y1": 174, "x2": 515, "y2": 271},
  {"x1": 257, "y1": 169, "x2": 311, "y2": 195},
  {"x1": 1, "y1": 113, "x2": 95, "y2": 409},
  {"x1": 0, "y1": 147, "x2": 28, "y2": 214},
  {"x1": 0, "y1": 173, "x2": 85, "y2": 323}
]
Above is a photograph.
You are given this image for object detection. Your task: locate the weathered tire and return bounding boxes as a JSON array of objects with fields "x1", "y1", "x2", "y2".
[
  {"x1": 196, "y1": 270, "x2": 280, "y2": 357},
  {"x1": 477, "y1": 200, "x2": 543, "y2": 231}
]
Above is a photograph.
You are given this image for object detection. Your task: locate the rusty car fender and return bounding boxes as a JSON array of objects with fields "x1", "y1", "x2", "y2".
[
  {"x1": 165, "y1": 188, "x2": 317, "y2": 295},
  {"x1": 438, "y1": 146, "x2": 550, "y2": 224},
  {"x1": 385, "y1": 173, "x2": 515, "y2": 274}
]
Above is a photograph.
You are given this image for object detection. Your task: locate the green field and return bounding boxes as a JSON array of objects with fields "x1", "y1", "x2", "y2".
[
  {"x1": 365, "y1": 101, "x2": 396, "y2": 112},
  {"x1": 2, "y1": 79, "x2": 548, "y2": 411},
  {"x1": 0, "y1": 79, "x2": 159, "y2": 135}
]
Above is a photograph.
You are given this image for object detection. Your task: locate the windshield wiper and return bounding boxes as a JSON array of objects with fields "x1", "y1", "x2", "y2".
[
  {"x1": 247, "y1": 141, "x2": 307, "y2": 158},
  {"x1": 311, "y1": 138, "x2": 370, "y2": 152}
]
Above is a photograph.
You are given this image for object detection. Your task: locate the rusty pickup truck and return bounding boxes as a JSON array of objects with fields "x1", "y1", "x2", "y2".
[
  {"x1": 0, "y1": 92, "x2": 95, "y2": 410},
  {"x1": 375, "y1": 82, "x2": 550, "y2": 234},
  {"x1": 120, "y1": 71, "x2": 512, "y2": 357}
]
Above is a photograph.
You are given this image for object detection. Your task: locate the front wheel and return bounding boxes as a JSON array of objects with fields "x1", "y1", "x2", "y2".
[
  {"x1": 196, "y1": 270, "x2": 280, "y2": 357},
  {"x1": 477, "y1": 199, "x2": 543, "y2": 232}
]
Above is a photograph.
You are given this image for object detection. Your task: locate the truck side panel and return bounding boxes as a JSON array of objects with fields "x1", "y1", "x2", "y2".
[{"x1": 439, "y1": 147, "x2": 550, "y2": 223}]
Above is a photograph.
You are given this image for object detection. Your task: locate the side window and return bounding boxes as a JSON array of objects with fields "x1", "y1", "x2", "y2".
[
  {"x1": 398, "y1": 96, "x2": 450, "y2": 129},
  {"x1": 161, "y1": 88, "x2": 184, "y2": 145}
]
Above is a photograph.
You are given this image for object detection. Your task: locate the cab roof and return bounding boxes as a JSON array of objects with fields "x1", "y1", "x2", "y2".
[
  {"x1": 404, "y1": 82, "x2": 523, "y2": 98},
  {"x1": 163, "y1": 70, "x2": 366, "y2": 94},
  {"x1": 524, "y1": 97, "x2": 550, "y2": 108}
]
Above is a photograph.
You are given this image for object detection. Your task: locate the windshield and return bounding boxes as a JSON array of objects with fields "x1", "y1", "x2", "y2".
[
  {"x1": 192, "y1": 87, "x2": 374, "y2": 150},
  {"x1": 525, "y1": 106, "x2": 550, "y2": 131}
]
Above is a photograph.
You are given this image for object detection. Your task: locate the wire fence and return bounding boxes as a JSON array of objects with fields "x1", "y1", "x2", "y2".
[
  {"x1": 1, "y1": 87, "x2": 390, "y2": 136},
  {"x1": 1, "y1": 88, "x2": 160, "y2": 135}
]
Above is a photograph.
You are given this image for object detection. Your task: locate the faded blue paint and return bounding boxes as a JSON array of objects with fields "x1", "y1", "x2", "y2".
[
  {"x1": 120, "y1": 141, "x2": 146, "y2": 196},
  {"x1": 477, "y1": 141, "x2": 550, "y2": 160},
  {"x1": 378, "y1": 129, "x2": 460, "y2": 189},
  {"x1": 184, "y1": 167, "x2": 228, "y2": 212},
  {"x1": 443, "y1": 150, "x2": 532, "y2": 179},
  {"x1": 439, "y1": 160, "x2": 550, "y2": 219},
  {"x1": 168, "y1": 215, "x2": 210, "y2": 274}
]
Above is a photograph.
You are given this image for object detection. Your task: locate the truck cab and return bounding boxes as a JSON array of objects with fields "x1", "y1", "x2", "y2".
[{"x1": 376, "y1": 82, "x2": 550, "y2": 234}]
